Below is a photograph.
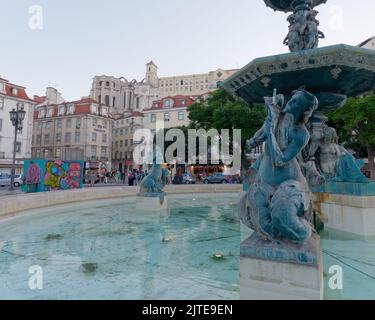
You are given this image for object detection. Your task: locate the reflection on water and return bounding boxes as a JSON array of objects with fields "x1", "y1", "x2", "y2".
[
  {"x1": 321, "y1": 229, "x2": 375, "y2": 300},
  {"x1": 0, "y1": 194, "x2": 240, "y2": 300},
  {"x1": 0, "y1": 193, "x2": 374, "y2": 300}
]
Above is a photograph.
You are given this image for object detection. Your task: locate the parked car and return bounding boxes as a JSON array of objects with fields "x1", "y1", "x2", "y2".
[
  {"x1": 203, "y1": 173, "x2": 229, "y2": 184},
  {"x1": 182, "y1": 173, "x2": 196, "y2": 184},
  {"x1": 0, "y1": 173, "x2": 23, "y2": 187}
]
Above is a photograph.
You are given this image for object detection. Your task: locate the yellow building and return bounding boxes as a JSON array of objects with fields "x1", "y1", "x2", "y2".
[{"x1": 111, "y1": 111, "x2": 144, "y2": 172}]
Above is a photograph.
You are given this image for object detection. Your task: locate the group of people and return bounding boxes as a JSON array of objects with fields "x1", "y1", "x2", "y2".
[
  {"x1": 84, "y1": 169, "x2": 149, "y2": 187},
  {"x1": 85, "y1": 168, "x2": 242, "y2": 187}
]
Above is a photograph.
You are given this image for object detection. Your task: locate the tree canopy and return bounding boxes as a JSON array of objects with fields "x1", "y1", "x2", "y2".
[
  {"x1": 328, "y1": 93, "x2": 375, "y2": 177},
  {"x1": 188, "y1": 88, "x2": 266, "y2": 150}
]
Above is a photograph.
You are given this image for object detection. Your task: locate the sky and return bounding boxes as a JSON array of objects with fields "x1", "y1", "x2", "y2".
[{"x1": 0, "y1": 0, "x2": 374, "y2": 101}]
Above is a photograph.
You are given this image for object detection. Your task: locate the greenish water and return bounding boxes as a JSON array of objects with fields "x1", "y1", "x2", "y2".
[
  {"x1": 0, "y1": 194, "x2": 240, "y2": 300},
  {"x1": 0, "y1": 193, "x2": 373, "y2": 300}
]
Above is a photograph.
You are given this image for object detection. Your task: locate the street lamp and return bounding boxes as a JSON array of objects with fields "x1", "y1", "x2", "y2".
[{"x1": 8, "y1": 103, "x2": 26, "y2": 191}]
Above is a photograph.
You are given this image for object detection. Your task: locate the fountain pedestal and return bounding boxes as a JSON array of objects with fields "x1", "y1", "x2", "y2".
[
  {"x1": 136, "y1": 194, "x2": 168, "y2": 212},
  {"x1": 240, "y1": 233, "x2": 323, "y2": 300},
  {"x1": 314, "y1": 192, "x2": 375, "y2": 236}
]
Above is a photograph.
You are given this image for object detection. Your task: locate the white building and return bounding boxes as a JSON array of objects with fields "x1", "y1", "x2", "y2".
[
  {"x1": 90, "y1": 61, "x2": 237, "y2": 114},
  {"x1": 0, "y1": 76, "x2": 36, "y2": 173}
]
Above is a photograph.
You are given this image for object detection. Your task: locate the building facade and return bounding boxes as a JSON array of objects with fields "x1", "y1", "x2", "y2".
[
  {"x1": 90, "y1": 61, "x2": 237, "y2": 113},
  {"x1": 143, "y1": 95, "x2": 195, "y2": 134},
  {"x1": 0, "y1": 76, "x2": 36, "y2": 173},
  {"x1": 111, "y1": 111, "x2": 144, "y2": 172},
  {"x1": 32, "y1": 98, "x2": 113, "y2": 171}
]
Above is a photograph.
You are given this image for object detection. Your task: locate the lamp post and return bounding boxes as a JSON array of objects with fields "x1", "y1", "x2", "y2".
[{"x1": 9, "y1": 103, "x2": 26, "y2": 191}]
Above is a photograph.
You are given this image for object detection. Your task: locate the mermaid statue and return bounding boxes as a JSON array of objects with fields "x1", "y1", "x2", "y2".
[
  {"x1": 138, "y1": 146, "x2": 170, "y2": 197},
  {"x1": 241, "y1": 88, "x2": 318, "y2": 243}
]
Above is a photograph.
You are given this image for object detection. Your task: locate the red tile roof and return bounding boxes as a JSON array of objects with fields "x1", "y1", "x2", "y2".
[
  {"x1": 0, "y1": 77, "x2": 35, "y2": 103},
  {"x1": 144, "y1": 95, "x2": 195, "y2": 111}
]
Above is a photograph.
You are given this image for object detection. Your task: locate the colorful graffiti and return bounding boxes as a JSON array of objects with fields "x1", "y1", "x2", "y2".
[{"x1": 22, "y1": 159, "x2": 84, "y2": 193}]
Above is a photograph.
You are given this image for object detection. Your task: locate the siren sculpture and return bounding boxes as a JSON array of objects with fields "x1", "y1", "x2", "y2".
[
  {"x1": 241, "y1": 89, "x2": 318, "y2": 243},
  {"x1": 136, "y1": 146, "x2": 170, "y2": 211}
]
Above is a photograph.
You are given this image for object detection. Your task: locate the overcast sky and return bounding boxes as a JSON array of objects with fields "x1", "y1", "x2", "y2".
[{"x1": 1, "y1": 0, "x2": 374, "y2": 101}]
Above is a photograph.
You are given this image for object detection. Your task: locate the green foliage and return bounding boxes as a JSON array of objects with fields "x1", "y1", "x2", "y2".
[
  {"x1": 328, "y1": 94, "x2": 375, "y2": 149},
  {"x1": 188, "y1": 88, "x2": 266, "y2": 148}
]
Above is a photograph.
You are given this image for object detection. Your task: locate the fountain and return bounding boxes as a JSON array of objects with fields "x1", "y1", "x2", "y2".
[
  {"x1": 223, "y1": 0, "x2": 375, "y2": 299},
  {"x1": 136, "y1": 146, "x2": 170, "y2": 212}
]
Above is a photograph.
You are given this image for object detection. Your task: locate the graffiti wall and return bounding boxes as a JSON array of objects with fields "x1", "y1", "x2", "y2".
[{"x1": 22, "y1": 159, "x2": 84, "y2": 193}]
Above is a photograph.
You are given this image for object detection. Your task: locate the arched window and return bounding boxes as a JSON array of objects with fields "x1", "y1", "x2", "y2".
[
  {"x1": 105, "y1": 95, "x2": 110, "y2": 106},
  {"x1": 113, "y1": 97, "x2": 116, "y2": 107},
  {"x1": 124, "y1": 92, "x2": 127, "y2": 108},
  {"x1": 98, "y1": 95, "x2": 101, "y2": 104},
  {"x1": 128, "y1": 92, "x2": 132, "y2": 109}
]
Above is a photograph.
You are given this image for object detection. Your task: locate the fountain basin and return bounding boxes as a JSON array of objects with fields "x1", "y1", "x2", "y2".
[{"x1": 222, "y1": 44, "x2": 375, "y2": 111}]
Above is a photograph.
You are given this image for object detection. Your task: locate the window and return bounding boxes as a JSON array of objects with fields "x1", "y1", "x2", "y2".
[
  {"x1": 44, "y1": 134, "x2": 50, "y2": 144},
  {"x1": 164, "y1": 112, "x2": 170, "y2": 122},
  {"x1": 92, "y1": 118, "x2": 97, "y2": 126},
  {"x1": 36, "y1": 149, "x2": 41, "y2": 158},
  {"x1": 102, "y1": 120, "x2": 107, "y2": 128},
  {"x1": 37, "y1": 121, "x2": 42, "y2": 130},
  {"x1": 55, "y1": 148, "x2": 61, "y2": 158},
  {"x1": 67, "y1": 104, "x2": 75, "y2": 114},
  {"x1": 120, "y1": 129, "x2": 123, "y2": 136},
  {"x1": 66, "y1": 118, "x2": 72, "y2": 129},
  {"x1": 0, "y1": 83, "x2": 4, "y2": 92},
  {"x1": 91, "y1": 147, "x2": 97, "y2": 158},
  {"x1": 0, "y1": 97, "x2": 3, "y2": 110},
  {"x1": 105, "y1": 95, "x2": 110, "y2": 106},
  {"x1": 44, "y1": 149, "x2": 50, "y2": 158},
  {"x1": 56, "y1": 133, "x2": 62, "y2": 143},
  {"x1": 0, "y1": 119, "x2": 2, "y2": 132},
  {"x1": 75, "y1": 132, "x2": 81, "y2": 143},
  {"x1": 102, "y1": 134, "x2": 107, "y2": 143},
  {"x1": 181, "y1": 100, "x2": 186, "y2": 106},
  {"x1": 136, "y1": 96, "x2": 140, "y2": 109},
  {"x1": 92, "y1": 132, "x2": 97, "y2": 142},
  {"x1": 57, "y1": 119, "x2": 62, "y2": 129},
  {"x1": 36, "y1": 135, "x2": 41, "y2": 144},
  {"x1": 115, "y1": 141, "x2": 118, "y2": 148},
  {"x1": 178, "y1": 111, "x2": 185, "y2": 121},
  {"x1": 151, "y1": 114, "x2": 156, "y2": 123},
  {"x1": 76, "y1": 118, "x2": 81, "y2": 129},
  {"x1": 12, "y1": 87, "x2": 18, "y2": 95},
  {"x1": 119, "y1": 152, "x2": 123, "y2": 159},
  {"x1": 101, "y1": 147, "x2": 107, "y2": 158},
  {"x1": 58, "y1": 106, "x2": 65, "y2": 116},
  {"x1": 38, "y1": 109, "x2": 45, "y2": 118},
  {"x1": 46, "y1": 121, "x2": 52, "y2": 129},
  {"x1": 164, "y1": 99, "x2": 172, "y2": 108},
  {"x1": 65, "y1": 132, "x2": 71, "y2": 144},
  {"x1": 120, "y1": 140, "x2": 123, "y2": 147},
  {"x1": 91, "y1": 104, "x2": 98, "y2": 114},
  {"x1": 125, "y1": 140, "x2": 128, "y2": 147}
]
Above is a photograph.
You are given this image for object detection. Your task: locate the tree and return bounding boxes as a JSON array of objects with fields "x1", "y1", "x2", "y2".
[
  {"x1": 188, "y1": 88, "x2": 266, "y2": 173},
  {"x1": 328, "y1": 93, "x2": 375, "y2": 179}
]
